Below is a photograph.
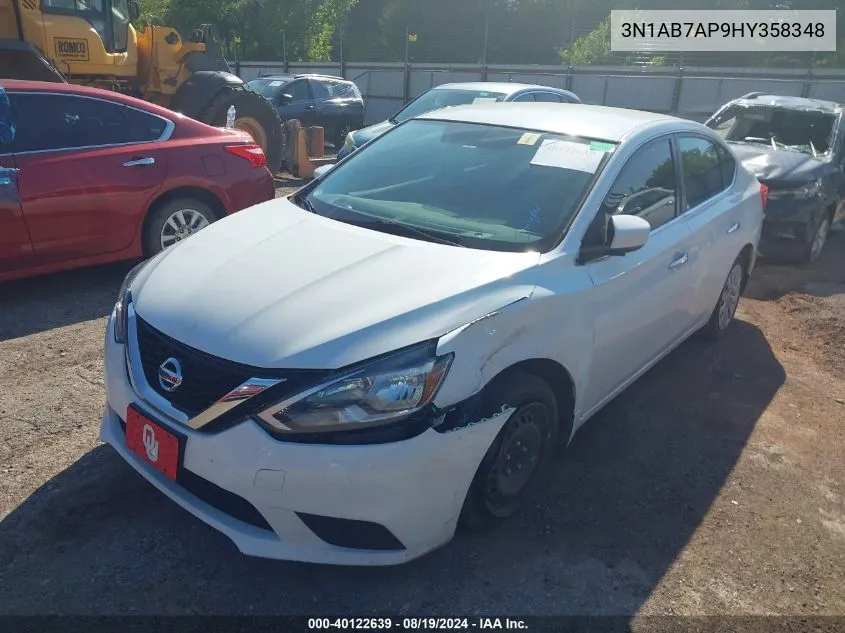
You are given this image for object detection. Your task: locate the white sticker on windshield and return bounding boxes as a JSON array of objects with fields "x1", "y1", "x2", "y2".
[
  {"x1": 530, "y1": 139, "x2": 604, "y2": 172},
  {"x1": 269, "y1": 80, "x2": 284, "y2": 87},
  {"x1": 473, "y1": 97, "x2": 499, "y2": 103}
]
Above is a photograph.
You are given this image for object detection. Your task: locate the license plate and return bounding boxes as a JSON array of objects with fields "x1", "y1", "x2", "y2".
[{"x1": 125, "y1": 407, "x2": 180, "y2": 481}]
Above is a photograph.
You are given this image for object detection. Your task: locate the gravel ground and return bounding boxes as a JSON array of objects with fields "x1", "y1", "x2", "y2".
[{"x1": 0, "y1": 191, "x2": 843, "y2": 616}]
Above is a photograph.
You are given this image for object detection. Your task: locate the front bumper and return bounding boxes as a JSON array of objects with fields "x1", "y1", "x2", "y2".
[
  {"x1": 100, "y1": 313, "x2": 511, "y2": 565},
  {"x1": 758, "y1": 195, "x2": 821, "y2": 254}
]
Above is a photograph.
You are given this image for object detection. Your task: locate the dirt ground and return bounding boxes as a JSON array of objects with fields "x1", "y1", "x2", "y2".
[{"x1": 0, "y1": 191, "x2": 843, "y2": 616}]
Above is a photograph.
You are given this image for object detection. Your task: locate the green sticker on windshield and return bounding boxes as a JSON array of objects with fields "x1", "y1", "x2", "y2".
[{"x1": 590, "y1": 141, "x2": 615, "y2": 153}]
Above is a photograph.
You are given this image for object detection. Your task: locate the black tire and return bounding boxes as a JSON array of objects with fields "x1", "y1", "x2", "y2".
[
  {"x1": 800, "y1": 211, "x2": 831, "y2": 265},
  {"x1": 701, "y1": 255, "x2": 746, "y2": 342},
  {"x1": 143, "y1": 197, "x2": 217, "y2": 256},
  {"x1": 459, "y1": 371, "x2": 559, "y2": 532},
  {"x1": 198, "y1": 86, "x2": 284, "y2": 175}
]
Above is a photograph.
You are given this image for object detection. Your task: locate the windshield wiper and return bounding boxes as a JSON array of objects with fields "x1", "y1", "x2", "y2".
[
  {"x1": 809, "y1": 140, "x2": 819, "y2": 158},
  {"x1": 352, "y1": 218, "x2": 465, "y2": 247},
  {"x1": 292, "y1": 193, "x2": 316, "y2": 213}
]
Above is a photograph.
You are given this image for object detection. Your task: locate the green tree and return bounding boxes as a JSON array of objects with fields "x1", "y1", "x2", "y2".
[{"x1": 560, "y1": 18, "x2": 611, "y2": 65}]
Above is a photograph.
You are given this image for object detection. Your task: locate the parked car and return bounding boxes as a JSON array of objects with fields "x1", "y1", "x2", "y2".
[
  {"x1": 102, "y1": 102, "x2": 764, "y2": 565},
  {"x1": 705, "y1": 93, "x2": 845, "y2": 264},
  {"x1": 246, "y1": 74, "x2": 365, "y2": 150},
  {"x1": 0, "y1": 80, "x2": 276, "y2": 283},
  {"x1": 336, "y1": 81, "x2": 582, "y2": 160}
]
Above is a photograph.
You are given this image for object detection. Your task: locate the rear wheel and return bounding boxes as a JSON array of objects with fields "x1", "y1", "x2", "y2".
[
  {"x1": 459, "y1": 371, "x2": 559, "y2": 531},
  {"x1": 198, "y1": 86, "x2": 284, "y2": 174},
  {"x1": 143, "y1": 197, "x2": 217, "y2": 256},
  {"x1": 701, "y1": 256, "x2": 745, "y2": 341}
]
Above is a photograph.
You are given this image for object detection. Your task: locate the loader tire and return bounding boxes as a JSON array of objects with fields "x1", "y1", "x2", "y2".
[{"x1": 198, "y1": 86, "x2": 284, "y2": 174}]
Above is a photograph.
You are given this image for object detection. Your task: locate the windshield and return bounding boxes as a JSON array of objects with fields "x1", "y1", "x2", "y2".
[
  {"x1": 707, "y1": 104, "x2": 836, "y2": 156},
  {"x1": 111, "y1": 0, "x2": 130, "y2": 50},
  {"x1": 246, "y1": 78, "x2": 290, "y2": 99},
  {"x1": 393, "y1": 89, "x2": 508, "y2": 123},
  {"x1": 302, "y1": 119, "x2": 617, "y2": 252}
]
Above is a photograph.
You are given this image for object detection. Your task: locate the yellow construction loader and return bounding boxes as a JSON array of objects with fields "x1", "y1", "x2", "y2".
[{"x1": 0, "y1": 0, "x2": 284, "y2": 172}]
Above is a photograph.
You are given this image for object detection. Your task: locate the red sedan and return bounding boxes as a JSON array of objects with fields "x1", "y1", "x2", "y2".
[{"x1": 0, "y1": 80, "x2": 276, "y2": 283}]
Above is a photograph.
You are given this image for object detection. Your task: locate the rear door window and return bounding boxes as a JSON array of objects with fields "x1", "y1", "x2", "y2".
[
  {"x1": 124, "y1": 107, "x2": 169, "y2": 142},
  {"x1": 511, "y1": 93, "x2": 535, "y2": 103},
  {"x1": 10, "y1": 93, "x2": 134, "y2": 152},
  {"x1": 533, "y1": 92, "x2": 562, "y2": 103},
  {"x1": 678, "y1": 136, "x2": 728, "y2": 210},
  {"x1": 309, "y1": 80, "x2": 331, "y2": 102}
]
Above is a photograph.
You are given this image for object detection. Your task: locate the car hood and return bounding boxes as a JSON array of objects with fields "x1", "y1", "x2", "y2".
[
  {"x1": 727, "y1": 142, "x2": 830, "y2": 184},
  {"x1": 132, "y1": 199, "x2": 539, "y2": 370},
  {"x1": 350, "y1": 119, "x2": 395, "y2": 147}
]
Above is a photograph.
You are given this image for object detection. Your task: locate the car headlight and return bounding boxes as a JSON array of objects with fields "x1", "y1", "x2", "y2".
[
  {"x1": 768, "y1": 178, "x2": 822, "y2": 199},
  {"x1": 341, "y1": 133, "x2": 358, "y2": 154},
  {"x1": 255, "y1": 342, "x2": 453, "y2": 435},
  {"x1": 113, "y1": 258, "x2": 150, "y2": 344}
]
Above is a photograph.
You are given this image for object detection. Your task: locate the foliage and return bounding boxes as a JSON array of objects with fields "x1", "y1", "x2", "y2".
[
  {"x1": 132, "y1": 0, "x2": 845, "y2": 66},
  {"x1": 135, "y1": 0, "x2": 359, "y2": 61},
  {"x1": 560, "y1": 19, "x2": 611, "y2": 65}
]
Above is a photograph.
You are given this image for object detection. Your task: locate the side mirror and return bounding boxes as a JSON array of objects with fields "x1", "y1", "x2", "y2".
[
  {"x1": 313, "y1": 163, "x2": 336, "y2": 179},
  {"x1": 607, "y1": 214, "x2": 650, "y2": 253},
  {"x1": 578, "y1": 214, "x2": 650, "y2": 263},
  {"x1": 278, "y1": 93, "x2": 293, "y2": 105}
]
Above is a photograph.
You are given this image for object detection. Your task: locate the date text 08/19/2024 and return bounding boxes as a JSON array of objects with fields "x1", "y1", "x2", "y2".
[{"x1": 307, "y1": 618, "x2": 529, "y2": 630}]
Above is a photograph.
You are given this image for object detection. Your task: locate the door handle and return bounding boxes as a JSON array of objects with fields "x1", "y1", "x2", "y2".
[
  {"x1": 305, "y1": 105, "x2": 316, "y2": 110},
  {"x1": 122, "y1": 157, "x2": 155, "y2": 167},
  {"x1": 727, "y1": 221, "x2": 740, "y2": 234},
  {"x1": 668, "y1": 252, "x2": 689, "y2": 270}
]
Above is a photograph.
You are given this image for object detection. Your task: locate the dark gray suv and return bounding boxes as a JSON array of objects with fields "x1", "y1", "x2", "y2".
[{"x1": 247, "y1": 74, "x2": 365, "y2": 150}]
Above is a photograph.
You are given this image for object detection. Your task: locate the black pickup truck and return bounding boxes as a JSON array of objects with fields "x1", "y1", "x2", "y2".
[{"x1": 706, "y1": 93, "x2": 845, "y2": 264}]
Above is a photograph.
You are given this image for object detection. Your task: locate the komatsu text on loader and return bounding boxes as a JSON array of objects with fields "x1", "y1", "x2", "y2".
[{"x1": 0, "y1": 0, "x2": 284, "y2": 172}]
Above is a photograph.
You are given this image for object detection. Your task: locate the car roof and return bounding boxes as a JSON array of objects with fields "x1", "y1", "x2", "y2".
[
  {"x1": 254, "y1": 73, "x2": 348, "y2": 83},
  {"x1": 431, "y1": 81, "x2": 569, "y2": 96},
  {"x1": 728, "y1": 93, "x2": 842, "y2": 113},
  {"x1": 417, "y1": 102, "x2": 680, "y2": 142},
  {"x1": 0, "y1": 79, "x2": 182, "y2": 119}
]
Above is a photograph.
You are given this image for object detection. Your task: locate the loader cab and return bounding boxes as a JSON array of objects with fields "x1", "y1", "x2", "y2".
[
  {"x1": 40, "y1": 0, "x2": 131, "y2": 52},
  {"x1": 15, "y1": 0, "x2": 138, "y2": 75}
]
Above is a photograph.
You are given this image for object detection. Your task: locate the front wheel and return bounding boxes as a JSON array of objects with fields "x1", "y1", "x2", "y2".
[
  {"x1": 801, "y1": 213, "x2": 831, "y2": 264},
  {"x1": 143, "y1": 197, "x2": 217, "y2": 256},
  {"x1": 459, "y1": 371, "x2": 559, "y2": 531}
]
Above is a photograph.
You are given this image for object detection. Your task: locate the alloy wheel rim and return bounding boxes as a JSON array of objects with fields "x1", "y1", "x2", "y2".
[
  {"x1": 160, "y1": 209, "x2": 210, "y2": 249},
  {"x1": 718, "y1": 264, "x2": 743, "y2": 330},
  {"x1": 484, "y1": 402, "x2": 546, "y2": 517}
]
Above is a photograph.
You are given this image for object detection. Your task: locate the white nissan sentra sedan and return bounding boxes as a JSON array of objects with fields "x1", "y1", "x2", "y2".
[{"x1": 101, "y1": 103, "x2": 765, "y2": 565}]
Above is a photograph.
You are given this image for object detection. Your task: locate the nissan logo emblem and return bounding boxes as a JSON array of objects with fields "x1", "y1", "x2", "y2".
[{"x1": 158, "y1": 357, "x2": 183, "y2": 392}]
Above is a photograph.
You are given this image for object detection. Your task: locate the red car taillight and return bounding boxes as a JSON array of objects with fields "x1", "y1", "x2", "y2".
[
  {"x1": 759, "y1": 183, "x2": 768, "y2": 209},
  {"x1": 224, "y1": 144, "x2": 267, "y2": 169}
]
